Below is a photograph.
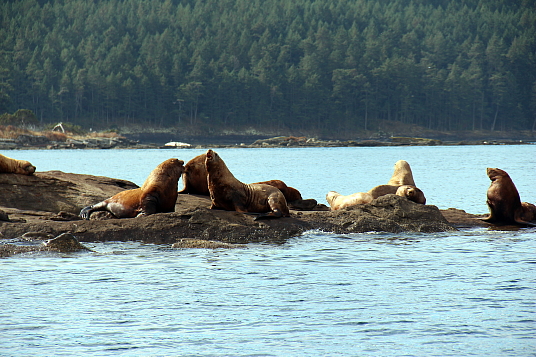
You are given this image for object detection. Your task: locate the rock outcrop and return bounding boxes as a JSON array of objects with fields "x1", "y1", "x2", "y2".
[
  {"x1": 0, "y1": 232, "x2": 91, "y2": 258},
  {"x1": 0, "y1": 170, "x2": 490, "y2": 250},
  {"x1": 0, "y1": 171, "x2": 138, "y2": 213}
]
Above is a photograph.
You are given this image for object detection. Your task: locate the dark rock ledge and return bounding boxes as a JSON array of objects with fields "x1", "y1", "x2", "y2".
[{"x1": 0, "y1": 171, "x2": 488, "y2": 256}]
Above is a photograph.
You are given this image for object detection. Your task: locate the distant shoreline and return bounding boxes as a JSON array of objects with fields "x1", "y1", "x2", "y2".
[{"x1": 1, "y1": 134, "x2": 534, "y2": 151}]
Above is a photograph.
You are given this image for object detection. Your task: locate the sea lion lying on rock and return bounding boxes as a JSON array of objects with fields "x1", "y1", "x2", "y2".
[
  {"x1": 326, "y1": 191, "x2": 373, "y2": 210},
  {"x1": 481, "y1": 168, "x2": 536, "y2": 226},
  {"x1": 179, "y1": 153, "x2": 317, "y2": 210},
  {"x1": 80, "y1": 158, "x2": 184, "y2": 219},
  {"x1": 205, "y1": 149, "x2": 290, "y2": 219},
  {"x1": 0, "y1": 153, "x2": 36, "y2": 175},
  {"x1": 252, "y1": 179, "x2": 318, "y2": 210},
  {"x1": 395, "y1": 185, "x2": 426, "y2": 204}
]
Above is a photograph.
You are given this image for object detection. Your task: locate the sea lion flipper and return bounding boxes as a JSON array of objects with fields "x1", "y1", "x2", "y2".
[
  {"x1": 80, "y1": 206, "x2": 94, "y2": 220},
  {"x1": 254, "y1": 211, "x2": 283, "y2": 220}
]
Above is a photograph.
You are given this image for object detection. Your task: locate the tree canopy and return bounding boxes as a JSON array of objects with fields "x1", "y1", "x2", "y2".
[{"x1": 1, "y1": 0, "x2": 535, "y2": 134}]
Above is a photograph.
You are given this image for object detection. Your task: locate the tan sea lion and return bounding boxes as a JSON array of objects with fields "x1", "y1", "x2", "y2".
[
  {"x1": 387, "y1": 160, "x2": 416, "y2": 186},
  {"x1": 326, "y1": 191, "x2": 373, "y2": 211},
  {"x1": 395, "y1": 185, "x2": 426, "y2": 204},
  {"x1": 178, "y1": 153, "x2": 210, "y2": 195},
  {"x1": 368, "y1": 184, "x2": 399, "y2": 199},
  {"x1": 0, "y1": 153, "x2": 36, "y2": 175},
  {"x1": 481, "y1": 168, "x2": 536, "y2": 226},
  {"x1": 80, "y1": 158, "x2": 184, "y2": 219},
  {"x1": 368, "y1": 160, "x2": 419, "y2": 199},
  {"x1": 205, "y1": 149, "x2": 289, "y2": 219}
]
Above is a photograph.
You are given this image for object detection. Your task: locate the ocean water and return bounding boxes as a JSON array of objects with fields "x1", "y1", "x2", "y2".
[{"x1": 1, "y1": 145, "x2": 535, "y2": 356}]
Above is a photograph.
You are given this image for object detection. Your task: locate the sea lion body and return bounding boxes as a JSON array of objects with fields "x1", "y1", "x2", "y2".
[
  {"x1": 482, "y1": 168, "x2": 536, "y2": 226},
  {"x1": 80, "y1": 158, "x2": 184, "y2": 219},
  {"x1": 179, "y1": 153, "x2": 209, "y2": 195},
  {"x1": 0, "y1": 153, "x2": 36, "y2": 175},
  {"x1": 520, "y1": 202, "x2": 536, "y2": 222},
  {"x1": 396, "y1": 185, "x2": 426, "y2": 204},
  {"x1": 326, "y1": 191, "x2": 373, "y2": 211},
  {"x1": 253, "y1": 179, "x2": 303, "y2": 202},
  {"x1": 368, "y1": 184, "x2": 398, "y2": 199},
  {"x1": 205, "y1": 149, "x2": 289, "y2": 218},
  {"x1": 387, "y1": 160, "x2": 415, "y2": 186}
]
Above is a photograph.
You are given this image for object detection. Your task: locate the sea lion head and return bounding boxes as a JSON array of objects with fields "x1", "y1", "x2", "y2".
[
  {"x1": 19, "y1": 160, "x2": 36, "y2": 175},
  {"x1": 156, "y1": 158, "x2": 184, "y2": 178},
  {"x1": 394, "y1": 160, "x2": 410, "y2": 171},
  {"x1": 205, "y1": 149, "x2": 222, "y2": 168},
  {"x1": 325, "y1": 191, "x2": 340, "y2": 206},
  {"x1": 396, "y1": 185, "x2": 426, "y2": 204},
  {"x1": 487, "y1": 168, "x2": 508, "y2": 181}
]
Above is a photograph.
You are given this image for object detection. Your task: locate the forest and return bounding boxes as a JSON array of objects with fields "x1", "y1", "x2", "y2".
[{"x1": 1, "y1": 0, "x2": 535, "y2": 136}]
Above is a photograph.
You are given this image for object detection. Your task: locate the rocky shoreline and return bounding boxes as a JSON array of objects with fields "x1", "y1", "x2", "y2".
[
  {"x1": 1, "y1": 133, "x2": 533, "y2": 150},
  {"x1": 0, "y1": 170, "x2": 491, "y2": 257}
]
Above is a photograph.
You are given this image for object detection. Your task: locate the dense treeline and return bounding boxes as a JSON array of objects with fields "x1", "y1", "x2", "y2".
[{"x1": 1, "y1": 0, "x2": 535, "y2": 134}]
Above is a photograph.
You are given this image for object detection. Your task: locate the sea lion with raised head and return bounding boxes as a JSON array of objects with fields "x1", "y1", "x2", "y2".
[
  {"x1": 395, "y1": 185, "x2": 426, "y2": 204},
  {"x1": 368, "y1": 160, "x2": 419, "y2": 199},
  {"x1": 482, "y1": 168, "x2": 536, "y2": 226},
  {"x1": 80, "y1": 158, "x2": 184, "y2": 219},
  {"x1": 326, "y1": 191, "x2": 374, "y2": 211},
  {"x1": 387, "y1": 160, "x2": 416, "y2": 186},
  {"x1": 205, "y1": 149, "x2": 289, "y2": 219},
  {"x1": 179, "y1": 154, "x2": 316, "y2": 210},
  {"x1": 0, "y1": 153, "x2": 36, "y2": 175}
]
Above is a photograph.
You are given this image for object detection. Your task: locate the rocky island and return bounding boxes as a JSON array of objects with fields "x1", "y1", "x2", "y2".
[{"x1": 0, "y1": 170, "x2": 489, "y2": 257}]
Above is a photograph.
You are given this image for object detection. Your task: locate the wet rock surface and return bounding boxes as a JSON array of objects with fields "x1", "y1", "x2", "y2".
[
  {"x1": 0, "y1": 171, "x2": 489, "y2": 253},
  {"x1": 0, "y1": 232, "x2": 91, "y2": 258}
]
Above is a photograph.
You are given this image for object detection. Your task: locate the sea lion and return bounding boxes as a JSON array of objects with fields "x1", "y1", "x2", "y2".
[
  {"x1": 368, "y1": 184, "x2": 399, "y2": 199},
  {"x1": 395, "y1": 185, "x2": 426, "y2": 204},
  {"x1": 520, "y1": 202, "x2": 536, "y2": 222},
  {"x1": 0, "y1": 153, "x2": 36, "y2": 175},
  {"x1": 482, "y1": 167, "x2": 536, "y2": 226},
  {"x1": 80, "y1": 158, "x2": 184, "y2": 219},
  {"x1": 179, "y1": 154, "x2": 316, "y2": 209},
  {"x1": 178, "y1": 153, "x2": 210, "y2": 195},
  {"x1": 326, "y1": 191, "x2": 373, "y2": 211},
  {"x1": 387, "y1": 160, "x2": 416, "y2": 186},
  {"x1": 205, "y1": 149, "x2": 289, "y2": 219},
  {"x1": 252, "y1": 179, "x2": 303, "y2": 202},
  {"x1": 368, "y1": 160, "x2": 418, "y2": 199}
]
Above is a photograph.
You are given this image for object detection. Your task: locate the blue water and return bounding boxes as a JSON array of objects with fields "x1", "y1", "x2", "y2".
[{"x1": 1, "y1": 145, "x2": 535, "y2": 356}]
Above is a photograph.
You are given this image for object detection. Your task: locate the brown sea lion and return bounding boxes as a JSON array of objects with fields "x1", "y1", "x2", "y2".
[
  {"x1": 178, "y1": 153, "x2": 210, "y2": 195},
  {"x1": 179, "y1": 154, "x2": 316, "y2": 209},
  {"x1": 0, "y1": 153, "x2": 36, "y2": 175},
  {"x1": 520, "y1": 202, "x2": 536, "y2": 222},
  {"x1": 326, "y1": 191, "x2": 373, "y2": 211},
  {"x1": 205, "y1": 149, "x2": 289, "y2": 219},
  {"x1": 80, "y1": 158, "x2": 184, "y2": 219},
  {"x1": 252, "y1": 179, "x2": 303, "y2": 202},
  {"x1": 395, "y1": 185, "x2": 426, "y2": 204},
  {"x1": 482, "y1": 168, "x2": 536, "y2": 226}
]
